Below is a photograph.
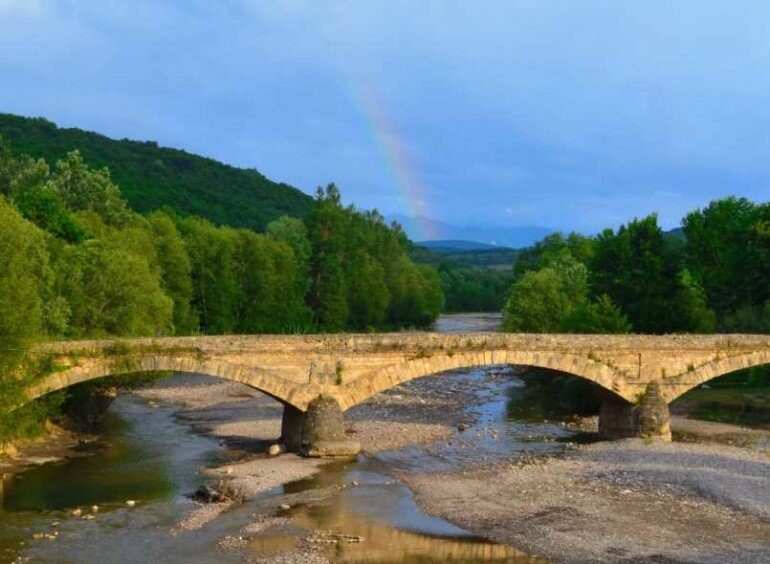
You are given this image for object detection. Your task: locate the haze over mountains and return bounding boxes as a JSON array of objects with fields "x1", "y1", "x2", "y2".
[{"x1": 386, "y1": 213, "x2": 552, "y2": 249}]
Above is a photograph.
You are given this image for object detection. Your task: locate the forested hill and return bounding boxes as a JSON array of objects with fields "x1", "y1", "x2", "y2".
[{"x1": 0, "y1": 113, "x2": 314, "y2": 231}]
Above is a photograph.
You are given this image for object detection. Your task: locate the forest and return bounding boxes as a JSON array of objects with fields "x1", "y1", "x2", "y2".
[
  {"x1": 0, "y1": 138, "x2": 443, "y2": 441},
  {"x1": 502, "y1": 203, "x2": 770, "y2": 392},
  {"x1": 0, "y1": 113, "x2": 314, "y2": 231}
]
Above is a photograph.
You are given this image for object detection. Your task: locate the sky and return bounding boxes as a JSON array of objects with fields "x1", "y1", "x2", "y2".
[{"x1": 1, "y1": 1, "x2": 769, "y2": 238}]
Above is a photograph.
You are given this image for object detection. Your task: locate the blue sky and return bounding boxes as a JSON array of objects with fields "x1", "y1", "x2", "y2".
[{"x1": 1, "y1": 1, "x2": 769, "y2": 234}]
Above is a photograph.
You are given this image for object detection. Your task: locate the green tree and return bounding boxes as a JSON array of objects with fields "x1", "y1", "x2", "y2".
[
  {"x1": 63, "y1": 236, "x2": 173, "y2": 337},
  {"x1": 673, "y1": 269, "x2": 717, "y2": 333},
  {"x1": 178, "y1": 217, "x2": 239, "y2": 334},
  {"x1": 267, "y1": 215, "x2": 312, "y2": 309},
  {"x1": 560, "y1": 294, "x2": 632, "y2": 334},
  {"x1": 590, "y1": 214, "x2": 683, "y2": 333},
  {"x1": 14, "y1": 186, "x2": 90, "y2": 243},
  {"x1": 0, "y1": 195, "x2": 50, "y2": 351},
  {"x1": 306, "y1": 185, "x2": 349, "y2": 331},
  {"x1": 503, "y1": 267, "x2": 573, "y2": 332},
  {"x1": 347, "y1": 251, "x2": 390, "y2": 330},
  {"x1": 684, "y1": 197, "x2": 770, "y2": 320},
  {"x1": 47, "y1": 151, "x2": 131, "y2": 226},
  {"x1": 148, "y1": 212, "x2": 197, "y2": 333}
]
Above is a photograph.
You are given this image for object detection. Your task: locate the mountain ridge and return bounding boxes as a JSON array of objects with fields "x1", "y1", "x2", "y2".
[
  {"x1": 0, "y1": 113, "x2": 314, "y2": 231},
  {"x1": 387, "y1": 213, "x2": 552, "y2": 248}
]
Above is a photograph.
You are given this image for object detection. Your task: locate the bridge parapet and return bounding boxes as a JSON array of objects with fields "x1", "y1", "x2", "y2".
[
  {"x1": 25, "y1": 333, "x2": 770, "y2": 410},
  {"x1": 19, "y1": 332, "x2": 770, "y2": 454}
]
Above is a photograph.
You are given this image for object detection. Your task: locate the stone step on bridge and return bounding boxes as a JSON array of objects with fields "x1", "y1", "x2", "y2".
[{"x1": 23, "y1": 333, "x2": 770, "y2": 456}]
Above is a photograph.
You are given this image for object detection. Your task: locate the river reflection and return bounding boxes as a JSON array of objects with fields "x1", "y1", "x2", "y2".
[{"x1": 246, "y1": 463, "x2": 542, "y2": 563}]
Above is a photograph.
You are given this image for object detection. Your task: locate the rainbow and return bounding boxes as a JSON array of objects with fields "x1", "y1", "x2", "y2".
[{"x1": 356, "y1": 83, "x2": 439, "y2": 241}]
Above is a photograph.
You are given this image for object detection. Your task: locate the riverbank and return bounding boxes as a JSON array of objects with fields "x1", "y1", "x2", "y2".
[
  {"x1": 133, "y1": 369, "x2": 484, "y2": 501},
  {"x1": 134, "y1": 370, "x2": 769, "y2": 563},
  {"x1": 406, "y1": 439, "x2": 770, "y2": 563},
  {"x1": 6, "y1": 357, "x2": 769, "y2": 561},
  {"x1": 0, "y1": 423, "x2": 97, "y2": 474}
]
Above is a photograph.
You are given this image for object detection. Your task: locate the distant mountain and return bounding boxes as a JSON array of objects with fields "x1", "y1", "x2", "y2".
[
  {"x1": 665, "y1": 227, "x2": 686, "y2": 240},
  {"x1": 387, "y1": 213, "x2": 552, "y2": 249},
  {"x1": 418, "y1": 239, "x2": 505, "y2": 252},
  {"x1": 0, "y1": 113, "x2": 314, "y2": 231}
]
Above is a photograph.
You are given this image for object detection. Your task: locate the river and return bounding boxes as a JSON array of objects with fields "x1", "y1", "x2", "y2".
[{"x1": 0, "y1": 314, "x2": 592, "y2": 563}]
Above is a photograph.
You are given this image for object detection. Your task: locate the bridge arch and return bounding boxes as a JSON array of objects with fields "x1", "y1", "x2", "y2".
[
  {"x1": 334, "y1": 349, "x2": 633, "y2": 411},
  {"x1": 23, "y1": 355, "x2": 323, "y2": 411},
  {"x1": 663, "y1": 350, "x2": 770, "y2": 403}
]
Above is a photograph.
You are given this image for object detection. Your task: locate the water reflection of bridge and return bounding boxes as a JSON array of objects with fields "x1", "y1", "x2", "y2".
[{"x1": 249, "y1": 505, "x2": 542, "y2": 563}]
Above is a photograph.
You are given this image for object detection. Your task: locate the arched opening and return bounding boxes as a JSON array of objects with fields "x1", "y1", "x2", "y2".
[
  {"x1": 342, "y1": 360, "x2": 637, "y2": 456},
  {"x1": 19, "y1": 370, "x2": 294, "y2": 448},
  {"x1": 337, "y1": 349, "x2": 630, "y2": 411},
  {"x1": 670, "y1": 364, "x2": 770, "y2": 435}
]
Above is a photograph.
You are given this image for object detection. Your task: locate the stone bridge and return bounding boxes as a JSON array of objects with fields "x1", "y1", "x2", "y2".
[{"x1": 23, "y1": 333, "x2": 770, "y2": 456}]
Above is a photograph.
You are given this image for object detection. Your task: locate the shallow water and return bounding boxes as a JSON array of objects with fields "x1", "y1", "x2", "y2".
[
  {"x1": 1, "y1": 314, "x2": 583, "y2": 562},
  {"x1": 0, "y1": 396, "x2": 224, "y2": 562},
  {"x1": 237, "y1": 369, "x2": 573, "y2": 562}
]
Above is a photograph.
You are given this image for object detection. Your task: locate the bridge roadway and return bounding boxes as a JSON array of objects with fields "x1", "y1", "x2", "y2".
[{"x1": 24, "y1": 332, "x2": 770, "y2": 456}]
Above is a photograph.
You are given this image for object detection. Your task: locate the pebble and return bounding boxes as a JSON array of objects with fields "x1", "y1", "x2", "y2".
[
  {"x1": 268, "y1": 444, "x2": 284, "y2": 456},
  {"x1": 70, "y1": 509, "x2": 82, "y2": 517},
  {"x1": 126, "y1": 500, "x2": 137, "y2": 507}
]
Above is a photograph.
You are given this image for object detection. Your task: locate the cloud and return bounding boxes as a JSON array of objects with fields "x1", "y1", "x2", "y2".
[{"x1": 1, "y1": 1, "x2": 768, "y2": 233}]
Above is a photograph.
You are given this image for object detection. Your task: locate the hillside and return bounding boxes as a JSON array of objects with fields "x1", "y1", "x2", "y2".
[
  {"x1": 412, "y1": 244, "x2": 519, "y2": 269},
  {"x1": 0, "y1": 113, "x2": 314, "y2": 231},
  {"x1": 418, "y1": 239, "x2": 503, "y2": 252}
]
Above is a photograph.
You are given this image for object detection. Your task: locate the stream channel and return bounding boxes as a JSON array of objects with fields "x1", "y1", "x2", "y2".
[{"x1": 0, "y1": 314, "x2": 595, "y2": 563}]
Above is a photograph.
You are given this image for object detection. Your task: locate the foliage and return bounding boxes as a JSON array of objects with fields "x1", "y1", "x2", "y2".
[
  {"x1": 503, "y1": 265, "x2": 575, "y2": 332},
  {"x1": 683, "y1": 197, "x2": 770, "y2": 318},
  {"x1": 147, "y1": 212, "x2": 198, "y2": 333},
  {"x1": 436, "y1": 263, "x2": 513, "y2": 313},
  {"x1": 307, "y1": 184, "x2": 443, "y2": 330},
  {"x1": 46, "y1": 151, "x2": 132, "y2": 226},
  {"x1": 560, "y1": 294, "x2": 632, "y2": 334},
  {"x1": 411, "y1": 244, "x2": 519, "y2": 269},
  {"x1": 0, "y1": 138, "x2": 444, "y2": 444},
  {"x1": 0, "y1": 113, "x2": 314, "y2": 231}
]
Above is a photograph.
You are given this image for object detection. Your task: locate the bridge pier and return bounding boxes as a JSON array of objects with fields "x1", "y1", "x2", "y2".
[
  {"x1": 280, "y1": 397, "x2": 361, "y2": 458},
  {"x1": 598, "y1": 383, "x2": 671, "y2": 441},
  {"x1": 598, "y1": 396, "x2": 636, "y2": 439},
  {"x1": 635, "y1": 382, "x2": 671, "y2": 441}
]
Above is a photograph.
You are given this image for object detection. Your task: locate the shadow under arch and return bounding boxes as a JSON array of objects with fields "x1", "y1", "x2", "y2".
[
  {"x1": 663, "y1": 350, "x2": 770, "y2": 403},
  {"x1": 334, "y1": 349, "x2": 633, "y2": 411},
  {"x1": 22, "y1": 356, "x2": 322, "y2": 412}
]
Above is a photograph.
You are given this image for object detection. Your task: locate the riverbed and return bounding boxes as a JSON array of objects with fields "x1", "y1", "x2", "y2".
[{"x1": 1, "y1": 314, "x2": 768, "y2": 562}]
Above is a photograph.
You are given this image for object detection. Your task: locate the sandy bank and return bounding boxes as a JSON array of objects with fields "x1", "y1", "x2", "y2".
[{"x1": 406, "y1": 438, "x2": 770, "y2": 563}]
